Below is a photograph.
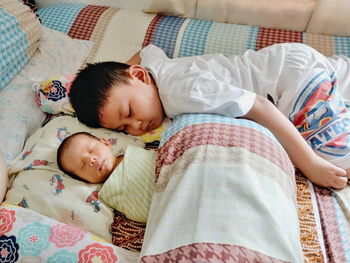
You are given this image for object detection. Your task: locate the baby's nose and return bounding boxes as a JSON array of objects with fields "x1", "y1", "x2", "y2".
[{"x1": 89, "y1": 156, "x2": 97, "y2": 166}]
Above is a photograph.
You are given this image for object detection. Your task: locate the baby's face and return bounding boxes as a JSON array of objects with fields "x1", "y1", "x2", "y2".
[
  {"x1": 99, "y1": 70, "x2": 165, "y2": 136},
  {"x1": 61, "y1": 134, "x2": 116, "y2": 183}
]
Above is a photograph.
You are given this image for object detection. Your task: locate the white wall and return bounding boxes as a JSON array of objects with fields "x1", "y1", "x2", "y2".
[{"x1": 36, "y1": 0, "x2": 148, "y2": 11}]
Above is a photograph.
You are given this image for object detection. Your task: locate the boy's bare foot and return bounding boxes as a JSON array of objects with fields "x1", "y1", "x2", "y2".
[
  {"x1": 346, "y1": 168, "x2": 350, "y2": 180},
  {"x1": 303, "y1": 156, "x2": 348, "y2": 189}
]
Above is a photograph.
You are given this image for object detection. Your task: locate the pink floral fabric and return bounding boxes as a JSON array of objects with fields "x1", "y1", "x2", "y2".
[
  {"x1": 0, "y1": 208, "x2": 15, "y2": 235},
  {"x1": 0, "y1": 205, "x2": 138, "y2": 262},
  {"x1": 49, "y1": 224, "x2": 85, "y2": 248},
  {"x1": 79, "y1": 243, "x2": 118, "y2": 262}
]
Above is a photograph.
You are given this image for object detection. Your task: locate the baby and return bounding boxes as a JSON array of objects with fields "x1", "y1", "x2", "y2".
[{"x1": 57, "y1": 132, "x2": 155, "y2": 223}]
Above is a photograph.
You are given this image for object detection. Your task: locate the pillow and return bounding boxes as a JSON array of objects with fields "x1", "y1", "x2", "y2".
[
  {"x1": 5, "y1": 115, "x2": 145, "y2": 242},
  {"x1": 0, "y1": 26, "x2": 93, "y2": 165},
  {"x1": 99, "y1": 146, "x2": 156, "y2": 223},
  {"x1": 307, "y1": 0, "x2": 350, "y2": 37},
  {"x1": 33, "y1": 75, "x2": 76, "y2": 115},
  {"x1": 0, "y1": 0, "x2": 41, "y2": 91}
]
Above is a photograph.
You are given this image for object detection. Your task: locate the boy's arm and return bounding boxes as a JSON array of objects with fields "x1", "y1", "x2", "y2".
[
  {"x1": 243, "y1": 95, "x2": 348, "y2": 189},
  {"x1": 0, "y1": 153, "x2": 8, "y2": 204},
  {"x1": 126, "y1": 51, "x2": 141, "y2": 65}
]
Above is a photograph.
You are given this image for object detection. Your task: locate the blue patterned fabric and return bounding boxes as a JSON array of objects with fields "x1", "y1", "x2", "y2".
[
  {"x1": 152, "y1": 16, "x2": 185, "y2": 58},
  {"x1": 0, "y1": 11, "x2": 29, "y2": 90},
  {"x1": 160, "y1": 113, "x2": 279, "y2": 146},
  {"x1": 335, "y1": 36, "x2": 350, "y2": 56},
  {"x1": 37, "y1": 4, "x2": 86, "y2": 34},
  {"x1": 179, "y1": 19, "x2": 212, "y2": 57}
]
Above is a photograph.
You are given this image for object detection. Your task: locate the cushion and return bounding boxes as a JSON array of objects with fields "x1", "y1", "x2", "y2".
[
  {"x1": 5, "y1": 115, "x2": 145, "y2": 242},
  {"x1": 0, "y1": 0, "x2": 41, "y2": 91},
  {"x1": 143, "y1": 0, "x2": 317, "y2": 32},
  {"x1": 33, "y1": 75, "x2": 76, "y2": 115},
  {"x1": 307, "y1": 0, "x2": 350, "y2": 37},
  {"x1": 99, "y1": 146, "x2": 156, "y2": 223},
  {"x1": 0, "y1": 26, "x2": 92, "y2": 165},
  {"x1": 143, "y1": 0, "x2": 197, "y2": 18}
]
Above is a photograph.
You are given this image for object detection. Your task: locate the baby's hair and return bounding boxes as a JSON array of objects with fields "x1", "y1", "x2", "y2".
[
  {"x1": 69, "y1": 61, "x2": 131, "y2": 128},
  {"x1": 57, "y1": 131, "x2": 99, "y2": 182}
]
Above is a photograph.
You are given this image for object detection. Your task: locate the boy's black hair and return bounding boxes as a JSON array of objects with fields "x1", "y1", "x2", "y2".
[
  {"x1": 57, "y1": 132, "x2": 99, "y2": 183},
  {"x1": 69, "y1": 61, "x2": 131, "y2": 128}
]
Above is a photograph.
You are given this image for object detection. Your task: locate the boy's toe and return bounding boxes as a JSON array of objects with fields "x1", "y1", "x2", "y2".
[{"x1": 333, "y1": 176, "x2": 348, "y2": 189}]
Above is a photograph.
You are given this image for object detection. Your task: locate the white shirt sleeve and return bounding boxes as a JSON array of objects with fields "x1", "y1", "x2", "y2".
[
  {"x1": 140, "y1": 44, "x2": 256, "y2": 118},
  {"x1": 159, "y1": 64, "x2": 257, "y2": 118},
  {"x1": 140, "y1": 44, "x2": 168, "y2": 68}
]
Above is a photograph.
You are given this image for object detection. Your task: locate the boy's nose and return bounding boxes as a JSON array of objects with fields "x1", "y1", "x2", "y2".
[{"x1": 126, "y1": 120, "x2": 142, "y2": 133}]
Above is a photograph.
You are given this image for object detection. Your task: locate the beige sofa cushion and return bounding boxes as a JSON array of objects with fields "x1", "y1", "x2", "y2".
[
  {"x1": 143, "y1": 0, "x2": 317, "y2": 32},
  {"x1": 197, "y1": 0, "x2": 316, "y2": 31},
  {"x1": 143, "y1": 0, "x2": 197, "y2": 18},
  {"x1": 307, "y1": 0, "x2": 350, "y2": 37}
]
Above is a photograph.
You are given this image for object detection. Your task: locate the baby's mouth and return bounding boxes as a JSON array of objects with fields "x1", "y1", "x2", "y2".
[{"x1": 99, "y1": 160, "x2": 105, "y2": 171}]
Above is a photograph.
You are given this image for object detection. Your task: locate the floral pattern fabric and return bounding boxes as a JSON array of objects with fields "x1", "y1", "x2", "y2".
[{"x1": 0, "y1": 205, "x2": 139, "y2": 262}]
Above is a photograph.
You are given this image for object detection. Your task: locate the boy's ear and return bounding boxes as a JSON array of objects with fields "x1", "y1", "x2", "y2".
[
  {"x1": 128, "y1": 65, "x2": 151, "y2": 84},
  {"x1": 100, "y1": 138, "x2": 110, "y2": 146}
]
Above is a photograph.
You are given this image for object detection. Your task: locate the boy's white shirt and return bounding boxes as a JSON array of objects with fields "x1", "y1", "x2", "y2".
[
  {"x1": 140, "y1": 43, "x2": 350, "y2": 171},
  {"x1": 140, "y1": 44, "x2": 257, "y2": 118},
  {"x1": 140, "y1": 43, "x2": 340, "y2": 119}
]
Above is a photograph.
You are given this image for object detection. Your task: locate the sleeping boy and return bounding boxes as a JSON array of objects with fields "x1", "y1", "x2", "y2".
[
  {"x1": 69, "y1": 43, "x2": 350, "y2": 189},
  {"x1": 57, "y1": 131, "x2": 155, "y2": 223}
]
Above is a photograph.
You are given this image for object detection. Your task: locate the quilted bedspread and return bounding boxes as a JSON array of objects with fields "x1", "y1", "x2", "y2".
[{"x1": 139, "y1": 114, "x2": 302, "y2": 262}]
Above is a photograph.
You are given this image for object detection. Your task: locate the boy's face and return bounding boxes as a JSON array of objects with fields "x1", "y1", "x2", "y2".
[
  {"x1": 61, "y1": 134, "x2": 116, "y2": 183},
  {"x1": 99, "y1": 65, "x2": 165, "y2": 136}
]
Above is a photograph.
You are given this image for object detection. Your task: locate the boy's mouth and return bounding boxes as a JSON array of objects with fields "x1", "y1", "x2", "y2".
[{"x1": 142, "y1": 121, "x2": 150, "y2": 131}]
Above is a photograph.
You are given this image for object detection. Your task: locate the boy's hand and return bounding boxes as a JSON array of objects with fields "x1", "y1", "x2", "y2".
[
  {"x1": 244, "y1": 95, "x2": 349, "y2": 189},
  {"x1": 303, "y1": 155, "x2": 348, "y2": 189}
]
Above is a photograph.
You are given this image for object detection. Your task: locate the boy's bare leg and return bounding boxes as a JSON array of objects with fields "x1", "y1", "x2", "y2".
[{"x1": 244, "y1": 95, "x2": 348, "y2": 189}]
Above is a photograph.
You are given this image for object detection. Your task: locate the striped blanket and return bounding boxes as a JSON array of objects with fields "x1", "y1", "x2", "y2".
[
  {"x1": 36, "y1": 4, "x2": 350, "y2": 261},
  {"x1": 141, "y1": 114, "x2": 302, "y2": 262}
]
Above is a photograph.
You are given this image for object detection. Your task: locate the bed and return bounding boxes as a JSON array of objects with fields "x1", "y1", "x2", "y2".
[{"x1": 1, "y1": 0, "x2": 350, "y2": 262}]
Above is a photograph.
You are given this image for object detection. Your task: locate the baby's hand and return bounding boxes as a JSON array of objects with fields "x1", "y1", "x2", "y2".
[{"x1": 303, "y1": 156, "x2": 348, "y2": 189}]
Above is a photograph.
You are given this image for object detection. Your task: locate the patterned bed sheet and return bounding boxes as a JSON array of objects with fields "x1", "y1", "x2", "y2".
[
  {"x1": 20, "y1": 3, "x2": 350, "y2": 261},
  {"x1": 0, "y1": 204, "x2": 138, "y2": 262}
]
